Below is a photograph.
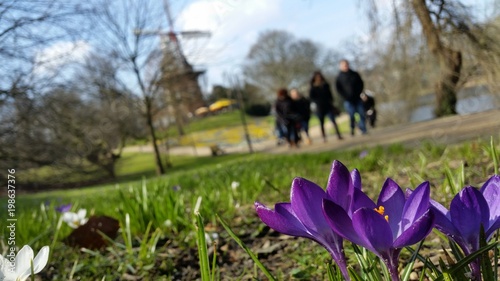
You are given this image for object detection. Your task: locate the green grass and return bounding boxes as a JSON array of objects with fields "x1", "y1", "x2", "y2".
[
  {"x1": 162, "y1": 110, "x2": 274, "y2": 137},
  {"x1": 3, "y1": 137, "x2": 499, "y2": 280}
]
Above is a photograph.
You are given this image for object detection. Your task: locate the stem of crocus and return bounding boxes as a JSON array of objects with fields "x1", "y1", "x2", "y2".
[
  {"x1": 383, "y1": 250, "x2": 401, "y2": 281},
  {"x1": 470, "y1": 260, "x2": 481, "y2": 280},
  {"x1": 328, "y1": 248, "x2": 351, "y2": 281},
  {"x1": 324, "y1": 235, "x2": 351, "y2": 281}
]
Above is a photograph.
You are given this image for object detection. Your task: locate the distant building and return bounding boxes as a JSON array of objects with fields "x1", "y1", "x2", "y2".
[
  {"x1": 155, "y1": 35, "x2": 207, "y2": 135},
  {"x1": 160, "y1": 34, "x2": 206, "y2": 114}
]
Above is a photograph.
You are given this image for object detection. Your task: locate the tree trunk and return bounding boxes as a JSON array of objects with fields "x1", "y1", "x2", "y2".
[
  {"x1": 145, "y1": 99, "x2": 165, "y2": 175},
  {"x1": 435, "y1": 47, "x2": 461, "y2": 116},
  {"x1": 103, "y1": 161, "x2": 116, "y2": 179},
  {"x1": 411, "y1": 0, "x2": 462, "y2": 117}
]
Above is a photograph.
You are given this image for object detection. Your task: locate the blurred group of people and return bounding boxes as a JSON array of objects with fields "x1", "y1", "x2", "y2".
[{"x1": 274, "y1": 59, "x2": 377, "y2": 148}]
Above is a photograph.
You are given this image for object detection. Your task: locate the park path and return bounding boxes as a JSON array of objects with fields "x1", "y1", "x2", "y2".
[
  {"x1": 265, "y1": 108, "x2": 500, "y2": 154},
  {"x1": 126, "y1": 109, "x2": 500, "y2": 156}
]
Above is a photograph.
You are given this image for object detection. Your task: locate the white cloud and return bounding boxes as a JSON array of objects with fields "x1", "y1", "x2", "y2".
[
  {"x1": 176, "y1": 0, "x2": 435, "y2": 90},
  {"x1": 176, "y1": 0, "x2": 283, "y2": 87},
  {"x1": 34, "y1": 40, "x2": 91, "y2": 77}
]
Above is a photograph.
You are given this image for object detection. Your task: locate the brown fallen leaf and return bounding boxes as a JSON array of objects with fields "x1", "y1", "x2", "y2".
[{"x1": 64, "y1": 215, "x2": 120, "y2": 249}]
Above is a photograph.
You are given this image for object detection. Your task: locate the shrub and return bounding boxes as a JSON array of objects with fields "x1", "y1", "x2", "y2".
[{"x1": 245, "y1": 103, "x2": 271, "y2": 116}]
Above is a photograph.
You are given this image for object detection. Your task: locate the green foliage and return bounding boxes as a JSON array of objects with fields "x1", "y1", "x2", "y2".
[
  {"x1": 163, "y1": 111, "x2": 272, "y2": 137},
  {"x1": 244, "y1": 103, "x2": 271, "y2": 116},
  {"x1": 2, "y1": 137, "x2": 500, "y2": 280},
  {"x1": 195, "y1": 213, "x2": 211, "y2": 281}
]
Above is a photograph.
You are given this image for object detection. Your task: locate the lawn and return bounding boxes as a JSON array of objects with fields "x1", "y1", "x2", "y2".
[
  {"x1": 162, "y1": 110, "x2": 274, "y2": 137},
  {"x1": 156, "y1": 109, "x2": 351, "y2": 147},
  {"x1": 3, "y1": 136, "x2": 499, "y2": 280}
]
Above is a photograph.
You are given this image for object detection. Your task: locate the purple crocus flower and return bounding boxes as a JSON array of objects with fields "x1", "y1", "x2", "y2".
[
  {"x1": 359, "y1": 150, "x2": 369, "y2": 159},
  {"x1": 430, "y1": 175, "x2": 500, "y2": 279},
  {"x1": 255, "y1": 160, "x2": 360, "y2": 281},
  {"x1": 323, "y1": 179, "x2": 435, "y2": 281},
  {"x1": 55, "y1": 203, "x2": 72, "y2": 213}
]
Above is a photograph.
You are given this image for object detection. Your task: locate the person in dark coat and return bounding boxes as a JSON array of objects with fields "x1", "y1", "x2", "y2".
[
  {"x1": 274, "y1": 88, "x2": 300, "y2": 148},
  {"x1": 335, "y1": 59, "x2": 367, "y2": 135},
  {"x1": 309, "y1": 71, "x2": 343, "y2": 142},
  {"x1": 290, "y1": 88, "x2": 312, "y2": 145},
  {"x1": 361, "y1": 91, "x2": 377, "y2": 128}
]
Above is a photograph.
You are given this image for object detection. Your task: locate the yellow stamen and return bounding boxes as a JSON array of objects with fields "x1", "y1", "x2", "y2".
[
  {"x1": 374, "y1": 206, "x2": 385, "y2": 215},
  {"x1": 374, "y1": 206, "x2": 389, "y2": 222}
]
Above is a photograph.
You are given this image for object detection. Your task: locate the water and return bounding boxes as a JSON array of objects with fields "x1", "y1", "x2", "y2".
[{"x1": 379, "y1": 85, "x2": 498, "y2": 123}]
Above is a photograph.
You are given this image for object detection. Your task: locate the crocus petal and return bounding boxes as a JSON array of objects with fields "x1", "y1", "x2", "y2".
[
  {"x1": 352, "y1": 208, "x2": 394, "y2": 256},
  {"x1": 429, "y1": 200, "x2": 461, "y2": 238},
  {"x1": 62, "y1": 212, "x2": 78, "y2": 228},
  {"x1": 377, "y1": 178, "x2": 405, "y2": 237},
  {"x1": 322, "y1": 199, "x2": 365, "y2": 246},
  {"x1": 0, "y1": 254, "x2": 14, "y2": 280},
  {"x1": 290, "y1": 178, "x2": 330, "y2": 235},
  {"x1": 0, "y1": 254, "x2": 9, "y2": 271},
  {"x1": 326, "y1": 161, "x2": 354, "y2": 210},
  {"x1": 15, "y1": 245, "x2": 34, "y2": 280},
  {"x1": 486, "y1": 219, "x2": 500, "y2": 240},
  {"x1": 255, "y1": 202, "x2": 310, "y2": 238},
  {"x1": 55, "y1": 203, "x2": 72, "y2": 213},
  {"x1": 352, "y1": 188, "x2": 376, "y2": 211},
  {"x1": 400, "y1": 182, "x2": 430, "y2": 234},
  {"x1": 351, "y1": 169, "x2": 362, "y2": 190},
  {"x1": 481, "y1": 175, "x2": 500, "y2": 233},
  {"x1": 77, "y1": 209, "x2": 87, "y2": 220},
  {"x1": 450, "y1": 187, "x2": 489, "y2": 250},
  {"x1": 394, "y1": 209, "x2": 434, "y2": 248},
  {"x1": 61, "y1": 212, "x2": 75, "y2": 222},
  {"x1": 32, "y1": 246, "x2": 49, "y2": 274}
]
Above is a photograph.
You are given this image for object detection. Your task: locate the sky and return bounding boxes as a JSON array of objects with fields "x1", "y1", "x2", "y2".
[
  {"x1": 172, "y1": 0, "x2": 373, "y2": 91},
  {"x1": 171, "y1": 0, "x2": 495, "y2": 92},
  {"x1": 33, "y1": 0, "x2": 495, "y2": 93}
]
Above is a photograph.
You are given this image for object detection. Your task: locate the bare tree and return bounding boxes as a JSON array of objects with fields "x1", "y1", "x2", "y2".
[
  {"x1": 243, "y1": 30, "x2": 341, "y2": 100},
  {"x1": 361, "y1": 0, "x2": 500, "y2": 117},
  {"x1": 90, "y1": 0, "x2": 170, "y2": 175},
  {"x1": 0, "y1": 0, "x2": 96, "y2": 184},
  {"x1": 0, "y1": 0, "x2": 94, "y2": 99},
  {"x1": 72, "y1": 52, "x2": 146, "y2": 177},
  {"x1": 39, "y1": 84, "x2": 144, "y2": 179}
]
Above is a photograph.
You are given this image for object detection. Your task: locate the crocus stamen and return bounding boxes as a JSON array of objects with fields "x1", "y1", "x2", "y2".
[{"x1": 374, "y1": 206, "x2": 389, "y2": 222}]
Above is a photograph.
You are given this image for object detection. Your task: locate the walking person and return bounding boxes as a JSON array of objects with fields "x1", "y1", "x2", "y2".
[
  {"x1": 335, "y1": 59, "x2": 367, "y2": 136},
  {"x1": 274, "y1": 118, "x2": 286, "y2": 146},
  {"x1": 274, "y1": 88, "x2": 300, "y2": 148},
  {"x1": 309, "y1": 71, "x2": 343, "y2": 142},
  {"x1": 290, "y1": 88, "x2": 312, "y2": 145}
]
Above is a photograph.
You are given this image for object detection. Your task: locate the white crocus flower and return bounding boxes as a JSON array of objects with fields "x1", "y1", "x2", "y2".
[
  {"x1": 62, "y1": 209, "x2": 88, "y2": 228},
  {"x1": 231, "y1": 181, "x2": 240, "y2": 190},
  {"x1": 0, "y1": 245, "x2": 50, "y2": 281}
]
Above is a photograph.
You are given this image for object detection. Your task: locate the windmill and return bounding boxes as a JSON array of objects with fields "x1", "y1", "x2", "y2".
[{"x1": 135, "y1": 0, "x2": 210, "y2": 135}]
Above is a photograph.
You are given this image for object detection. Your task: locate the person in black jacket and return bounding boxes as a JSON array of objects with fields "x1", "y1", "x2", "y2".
[
  {"x1": 274, "y1": 88, "x2": 300, "y2": 148},
  {"x1": 335, "y1": 59, "x2": 367, "y2": 135},
  {"x1": 309, "y1": 71, "x2": 343, "y2": 142},
  {"x1": 290, "y1": 88, "x2": 312, "y2": 145}
]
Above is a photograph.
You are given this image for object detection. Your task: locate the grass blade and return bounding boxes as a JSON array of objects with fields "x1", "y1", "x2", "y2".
[
  {"x1": 216, "y1": 214, "x2": 276, "y2": 281},
  {"x1": 195, "y1": 212, "x2": 211, "y2": 281},
  {"x1": 401, "y1": 241, "x2": 424, "y2": 281},
  {"x1": 491, "y1": 137, "x2": 499, "y2": 174}
]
